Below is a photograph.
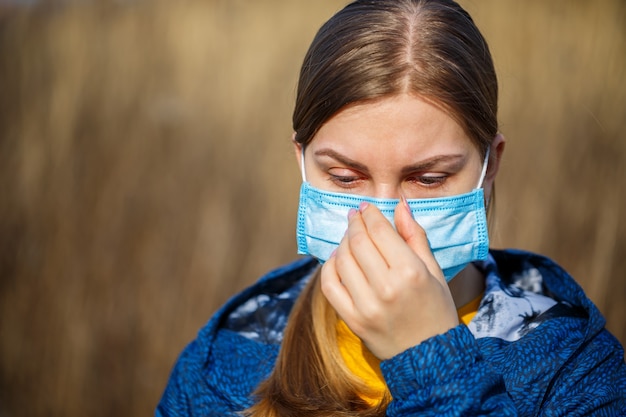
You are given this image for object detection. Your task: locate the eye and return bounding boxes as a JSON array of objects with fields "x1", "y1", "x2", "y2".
[
  {"x1": 329, "y1": 174, "x2": 362, "y2": 189},
  {"x1": 331, "y1": 175, "x2": 357, "y2": 183},
  {"x1": 407, "y1": 174, "x2": 448, "y2": 188},
  {"x1": 327, "y1": 168, "x2": 365, "y2": 189}
]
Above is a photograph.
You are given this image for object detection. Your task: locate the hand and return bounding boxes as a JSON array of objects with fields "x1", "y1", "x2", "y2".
[{"x1": 321, "y1": 198, "x2": 459, "y2": 360}]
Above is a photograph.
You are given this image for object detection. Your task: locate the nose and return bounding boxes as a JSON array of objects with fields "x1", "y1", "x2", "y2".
[{"x1": 371, "y1": 183, "x2": 404, "y2": 200}]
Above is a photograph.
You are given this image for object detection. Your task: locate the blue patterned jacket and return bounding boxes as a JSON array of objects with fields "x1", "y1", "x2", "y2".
[{"x1": 157, "y1": 249, "x2": 626, "y2": 416}]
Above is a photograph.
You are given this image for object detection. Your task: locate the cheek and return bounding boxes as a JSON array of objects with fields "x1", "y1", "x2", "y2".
[{"x1": 304, "y1": 161, "x2": 324, "y2": 186}]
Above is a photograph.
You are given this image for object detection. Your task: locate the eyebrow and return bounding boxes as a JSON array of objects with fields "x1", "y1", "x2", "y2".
[
  {"x1": 313, "y1": 148, "x2": 369, "y2": 173},
  {"x1": 313, "y1": 148, "x2": 466, "y2": 174},
  {"x1": 399, "y1": 154, "x2": 466, "y2": 175}
]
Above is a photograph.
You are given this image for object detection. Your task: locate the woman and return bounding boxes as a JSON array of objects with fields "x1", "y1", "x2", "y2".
[{"x1": 157, "y1": 0, "x2": 626, "y2": 415}]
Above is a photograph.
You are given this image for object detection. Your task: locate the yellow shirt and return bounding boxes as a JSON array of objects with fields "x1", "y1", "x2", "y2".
[{"x1": 336, "y1": 293, "x2": 483, "y2": 406}]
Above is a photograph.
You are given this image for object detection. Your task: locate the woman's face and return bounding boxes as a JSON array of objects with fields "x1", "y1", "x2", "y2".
[{"x1": 297, "y1": 93, "x2": 498, "y2": 201}]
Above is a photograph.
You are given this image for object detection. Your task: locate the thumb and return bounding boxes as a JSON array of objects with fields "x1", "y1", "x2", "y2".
[{"x1": 394, "y1": 196, "x2": 445, "y2": 282}]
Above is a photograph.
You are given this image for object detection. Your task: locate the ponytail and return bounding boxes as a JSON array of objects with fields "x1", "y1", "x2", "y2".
[{"x1": 245, "y1": 269, "x2": 389, "y2": 416}]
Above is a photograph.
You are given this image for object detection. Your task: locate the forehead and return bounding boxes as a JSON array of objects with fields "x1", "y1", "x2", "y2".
[{"x1": 309, "y1": 94, "x2": 476, "y2": 163}]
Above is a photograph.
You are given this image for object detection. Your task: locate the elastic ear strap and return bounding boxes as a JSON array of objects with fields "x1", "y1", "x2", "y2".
[
  {"x1": 477, "y1": 147, "x2": 490, "y2": 188},
  {"x1": 300, "y1": 146, "x2": 307, "y2": 182}
]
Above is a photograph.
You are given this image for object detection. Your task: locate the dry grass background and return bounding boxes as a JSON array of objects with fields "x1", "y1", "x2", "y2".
[{"x1": 0, "y1": 0, "x2": 624, "y2": 415}]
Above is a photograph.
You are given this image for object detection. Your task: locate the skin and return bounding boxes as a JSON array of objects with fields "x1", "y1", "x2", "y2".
[{"x1": 295, "y1": 93, "x2": 505, "y2": 360}]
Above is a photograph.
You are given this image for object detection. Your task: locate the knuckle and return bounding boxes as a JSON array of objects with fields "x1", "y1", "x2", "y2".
[
  {"x1": 333, "y1": 251, "x2": 350, "y2": 272},
  {"x1": 348, "y1": 320, "x2": 366, "y2": 336},
  {"x1": 377, "y1": 282, "x2": 398, "y2": 302},
  {"x1": 319, "y1": 269, "x2": 335, "y2": 294},
  {"x1": 414, "y1": 224, "x2": 428, "y2": 238},
  {"x1": 397, "y1": 263, "x2": 417, "y2": 280},
  {"x1": 395, "y1": 262, "x2": 427, "y2": 286},
  {"x1": 368, "y1": 219, "x2": 390, "y2": 239},
  {"x1": 410, "y1": 223, "x2": 428, "y2": 242},
  {"x1": 348, "y1": 229, "x2": 370, "y2": 250},
  {"x1": 319, "y1": 273, "x2": 333, "y2": 295},
  {"x1": 361, "y1": 304, "x2": 384, "y2": 323}
]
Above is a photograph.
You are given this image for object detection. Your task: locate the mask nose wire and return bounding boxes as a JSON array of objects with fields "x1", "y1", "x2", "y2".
[
  {"x1": 300, "y1": 145, "x2": 307, "y2": 182},
  {"x1": 476, "y1": 147, "x2": 490, "y2": 189}
]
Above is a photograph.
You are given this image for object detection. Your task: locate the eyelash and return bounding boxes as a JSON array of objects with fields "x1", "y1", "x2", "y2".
[
  {"x1": 329, "y1": 175, "x2": 361, "y2": 189},
  {"x1": 408, "y1": 175, "x2": 448, "y2": 187},
  {"x1": 329, "y1": 174, "x2": 448, "y2": 189}
]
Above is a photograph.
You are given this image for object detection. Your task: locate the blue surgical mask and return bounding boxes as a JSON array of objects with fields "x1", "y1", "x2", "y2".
[{"x1": 296, "y1": 149, "x2": 490, "y2": 282}]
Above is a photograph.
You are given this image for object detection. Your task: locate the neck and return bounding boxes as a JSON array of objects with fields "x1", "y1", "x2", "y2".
[{"x1": 448, "y1": 263, "x2": 485, "y2": 309}]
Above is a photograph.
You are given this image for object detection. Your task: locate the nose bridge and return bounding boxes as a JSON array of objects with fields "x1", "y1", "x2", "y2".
[{"x1": 373, "y1": 182, "x2": 403, "y2": 200}]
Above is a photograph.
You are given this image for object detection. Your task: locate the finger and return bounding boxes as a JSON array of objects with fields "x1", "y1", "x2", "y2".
[
  {"x1": 332, "y1": 229, "x2": 376, "y2": 311},
  {"x1": 358, "y1": 202, "x2": 422, "y2": 268},
  {"x1": 320, "y1": 255, "x2": 355, "y2": 320},
  {"x1": 345, "y1": 208, "x2": 391, "y2": 278},
  {"x1": 393, "y1": 196, "x2": 445, "y2": 283}
]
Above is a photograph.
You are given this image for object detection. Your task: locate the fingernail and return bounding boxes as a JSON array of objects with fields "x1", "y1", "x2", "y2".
[
  {"x1": 400, "y1": 194, "x2": 411, "y2": 213},
  {"x1": 348, "y1": 208, "x2": 357, "y2": 219},
  {"x1": 330, "y1": 249, "x2": 337, "y2": 258},
  {"x1": 359, "y1": 201, "x2": 369, "y2": 212}
]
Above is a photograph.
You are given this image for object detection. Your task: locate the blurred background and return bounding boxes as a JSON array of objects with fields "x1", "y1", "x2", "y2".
[{"x1": 0, "y1": 0, "x2": 624, "y2": 415}]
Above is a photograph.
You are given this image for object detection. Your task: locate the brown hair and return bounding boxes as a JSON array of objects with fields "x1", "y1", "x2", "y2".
[
  {"x1": 246, "y1": 270, "x2": 390, "y2": 416},
  {"x1": 293, "y1": 0, "x2": 498, "y2": 158},
  {"x1": 247, "y1": 0, "x2": 498, "y2": 415}
]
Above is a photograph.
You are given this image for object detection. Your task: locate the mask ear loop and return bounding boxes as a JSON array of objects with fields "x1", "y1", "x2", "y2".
[
  {"x1": 300, "y1": 145, "x2": 307, "y2": 182},
  {"x1": 476, "y1": 147, "x2": 490, "y2": 189}
]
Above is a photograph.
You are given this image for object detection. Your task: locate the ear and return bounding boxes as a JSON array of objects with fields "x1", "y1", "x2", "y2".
[
  {"x1": 293, "y1": 133, "x2": 304, "y2": 177},
  {"x1": 482, "y1": 133, "x2": 506, "y2": 202}
]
